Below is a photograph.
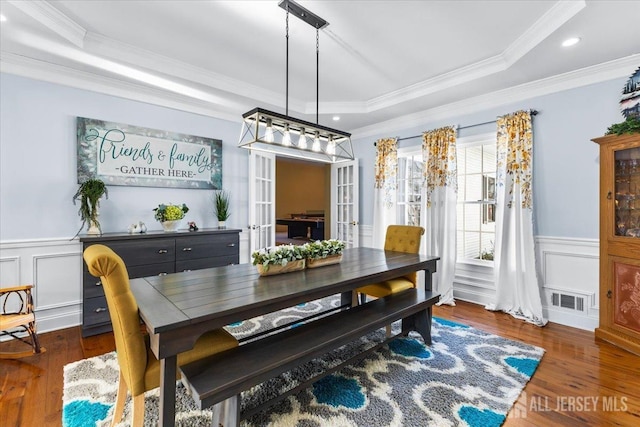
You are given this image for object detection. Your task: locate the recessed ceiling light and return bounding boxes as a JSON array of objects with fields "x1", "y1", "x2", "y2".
[
  {"x1": 562, "y1": 37, "x2": 581, "y2": 47},
  {"x1": 332, "y1": 116, "x2": 340, "y2": 121}
]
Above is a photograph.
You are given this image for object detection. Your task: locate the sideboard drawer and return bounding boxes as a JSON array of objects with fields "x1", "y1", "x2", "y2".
[
  {"x1": 175, "y1": 234, "x2": 239, "y2": 261},
  {"x1": 128, "y1": 262, "x2": 175, "y2": 278},
  {"x1": 104, "y1": 239, "x2": 176, "y2": 266},
  {"x1": 83, "y1": 269, "x2": 105, "y2": 299},
  {"x1": 176, "y1": 254, "x2": 238, "y2": 272},
  {"x1": 83, "y1": 296, "x2": 110, "y2": 326}
]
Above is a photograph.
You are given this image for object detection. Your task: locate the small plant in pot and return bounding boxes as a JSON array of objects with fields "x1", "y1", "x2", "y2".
[
  {"x1": 153, "y1": 203, "x2": 188, "y2": 232},
  {"x1": 73, "y1": 178, "x2": 108, "y2": 236},
  {"x1": 213, "y1": 190, "x2": 231, "y2": 228}
]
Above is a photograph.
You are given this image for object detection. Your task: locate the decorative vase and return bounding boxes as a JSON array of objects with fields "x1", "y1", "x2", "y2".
[
  {"x1": 161, "y1": 220, "x2": 182, "y2": 232},
  {"x1": 256, "y1": 259, "x2": 306, "y2": 276},
  {"x1": 87, "y1": 219, "x2": 101, "y2": 235},
  {"x1": 218, "y1": 220, "x2": 226, "y2": 229},
  {"x1": 307, "y1": 254, "x2": 343, "y2": 268}
]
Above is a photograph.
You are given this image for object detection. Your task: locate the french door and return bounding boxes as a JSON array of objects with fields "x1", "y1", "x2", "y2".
[
  {"x1": 248, "y1": 150, "x2": 276, "y2": 253},
  {"x1": 331, "y1": 160, "x2": 359, "y2": 247}
]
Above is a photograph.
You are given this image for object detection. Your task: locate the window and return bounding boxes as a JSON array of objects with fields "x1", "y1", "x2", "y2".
[
  {"x1": 397, "y1": 148, "x2": 423, "y2": 226},
  {"x1": 395, "y1": 137, "x2": 496, "y2": 264},
  {"x1": 457, "y1": 136, "x2": 496, "y2": 262}
]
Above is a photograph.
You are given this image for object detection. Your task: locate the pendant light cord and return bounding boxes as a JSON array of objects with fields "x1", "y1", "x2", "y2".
[
  {"x1": 316, "y1": 26, "x2": 319, "y2": 124},
  {"x1": 285, "y1": 5, "x2": 289, "y2": 116}
]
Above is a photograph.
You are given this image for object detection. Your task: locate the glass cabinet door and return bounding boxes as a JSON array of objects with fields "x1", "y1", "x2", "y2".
[{"x1": 615, "y1": 147, "x2": 640, "y2": 237}]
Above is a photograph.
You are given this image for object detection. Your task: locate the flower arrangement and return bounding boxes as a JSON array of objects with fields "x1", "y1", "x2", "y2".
[
  {"x1": 153, "y1": 203, "x2": 189, "y2": 222},
  {"x1": 303, "y1": 239, "x2": 345, "y2": 259},
  {"x1": 252, "y1": 244, "x2": 307, "y2": 269}
]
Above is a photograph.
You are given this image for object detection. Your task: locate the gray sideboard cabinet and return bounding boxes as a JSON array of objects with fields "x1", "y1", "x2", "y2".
[{"x1": 80, "y1": 228, "x2": 241, "y2": 337}]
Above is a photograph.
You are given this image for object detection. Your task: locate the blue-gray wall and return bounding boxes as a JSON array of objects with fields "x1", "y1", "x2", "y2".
[{"x1": 0, "y1": 72, "x2": 626, "y2": 242}]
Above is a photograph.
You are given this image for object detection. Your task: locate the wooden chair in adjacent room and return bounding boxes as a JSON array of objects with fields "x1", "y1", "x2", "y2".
[
  {"x1": 83, "y1": 244, "x2": 239, "y2": 427},
  {"x1": 355, "y1": 225, "x2": 425, "y2": 335},
  {"x1": 0, "y1": 284, "x2": 46, "y2": 359}
]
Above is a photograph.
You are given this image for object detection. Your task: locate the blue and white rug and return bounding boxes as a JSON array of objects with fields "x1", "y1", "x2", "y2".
[{"x1": 63, "y1": 295, "x2": 544, "y2": 427}]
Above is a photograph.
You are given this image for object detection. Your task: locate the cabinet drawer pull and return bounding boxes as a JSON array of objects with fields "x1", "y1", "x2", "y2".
[
  {"x1": 95, "y1": 307, "x2": 107, "y2": 313},
  {"x1": 158, "y1": 272, "x2": 168, "y2": 276},
  {"x1": 183, "y1": 269, "x2": 192, "y2": 272},
  {"x1": 182, "y1": 247, "x2": 192, "y2": 252},
  {"x1": 158, "y1": 249, "x2": 168, "y2": 254},
  {"x1": 95, "y1": 281, "x2": 102, "y2": 286},
  {"x1": 227, "y1": 243, "x2": 236, "y2": 247}
]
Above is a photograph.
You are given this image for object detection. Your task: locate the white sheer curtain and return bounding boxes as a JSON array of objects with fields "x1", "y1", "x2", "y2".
[
  {"x1": 372, "y1": 138, "x2": 398, "y2": 248},
  {"x1": 421, "y1": 127, "x2": 457, "y2": 305},
  {"x1": 486, "y1": 111, "x2": 546, "y2": 326}
]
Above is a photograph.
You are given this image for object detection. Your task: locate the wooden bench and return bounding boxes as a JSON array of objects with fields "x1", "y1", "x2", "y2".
[{"x1": 179, "y1": 288, "x2": 439, "y2": 426}]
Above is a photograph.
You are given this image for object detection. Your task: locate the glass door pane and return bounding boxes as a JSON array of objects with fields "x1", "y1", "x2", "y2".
[{"x1": 615, "y1": 147, "x2": 640, "y2": 237}]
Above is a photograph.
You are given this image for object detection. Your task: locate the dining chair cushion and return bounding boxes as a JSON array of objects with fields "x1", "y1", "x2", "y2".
[{"x1": 356, "y1": 278, "x2": 415, "y2": 299}]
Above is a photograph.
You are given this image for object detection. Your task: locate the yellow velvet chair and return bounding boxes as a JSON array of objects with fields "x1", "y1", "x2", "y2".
[
  {"x1": 0, "y1": 284, "x2": 45, "y2": 359},
  {"x1": 83, "y1": 244, "x2": 238, "y2": 427},
  {"x1": 356, "y1": 224, "x2": 425, "y2": 303}
]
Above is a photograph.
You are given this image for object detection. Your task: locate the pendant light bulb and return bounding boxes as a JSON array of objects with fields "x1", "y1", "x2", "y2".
[
  {"x1": 282, "y1": 123, "x2": 291, "y2": 146},
  {"x1": 265, "y1": 118, "x2": 274, "y2": 143},
  {"x1": 327, "y1": 135, "x2": 335, "y2": 155},
  {"x1": 312, "y1": 131, "x2": 321, "y2": 152},
  {"x1": 298, "y1": 127, "x2": 307, "y2": 149}
]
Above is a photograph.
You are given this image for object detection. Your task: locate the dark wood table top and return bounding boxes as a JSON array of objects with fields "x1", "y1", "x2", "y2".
[{"x1": 130, "y1": 247, "x2": 439, "y2": 339}]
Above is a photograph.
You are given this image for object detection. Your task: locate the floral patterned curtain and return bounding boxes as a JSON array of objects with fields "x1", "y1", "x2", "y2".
[
  {"x1": 372, "y1": 138, "x2": 398, "y2": 248},
  {"x1": 422, "y1": 126, "x2": 457, "y2": 305},
  {"x1": 487, "y1": 110, "x2": 546, "y2": 326}
]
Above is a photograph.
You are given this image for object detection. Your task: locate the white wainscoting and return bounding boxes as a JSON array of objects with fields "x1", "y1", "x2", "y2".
[
  {"x1": 536, "y1": 236, "x2": 599, "y2": 330},
  {"x1": 0, "y1": 230, "x2": 251, "y2": 335}
]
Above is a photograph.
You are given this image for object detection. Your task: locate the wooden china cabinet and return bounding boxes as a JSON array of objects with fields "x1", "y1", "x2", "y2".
[{"x1": 593, "y1": 132, "x2": 640, "y2": 355}]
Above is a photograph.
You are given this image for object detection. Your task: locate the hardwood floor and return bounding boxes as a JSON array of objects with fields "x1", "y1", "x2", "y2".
[{"x1": 1, "y1": 300, "x2": 639, "y2": 426}]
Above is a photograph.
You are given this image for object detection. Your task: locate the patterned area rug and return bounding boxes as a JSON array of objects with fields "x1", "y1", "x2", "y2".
[{"x1": 63, "y1": 295, "x2": 544, "y2": 427}]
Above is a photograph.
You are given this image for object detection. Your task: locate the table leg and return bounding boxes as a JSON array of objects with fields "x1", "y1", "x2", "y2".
[
  {"x1": 341, "y1": 291, "x2": 354, "y2": 309},
  {"x1": 159, "y1": 355, "x2": 177, "y2": 427},
  {"x1": 401, "y1": 310, "x2": 432, "y2": 345},
  {"x1": 423, "y1": 268, "x2": 433, "y2": 292}
]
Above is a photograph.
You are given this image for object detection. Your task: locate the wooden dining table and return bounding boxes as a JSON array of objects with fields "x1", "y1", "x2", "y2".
[{"x1": 129, "y1": 246, "x2": 440, "y2": 427}]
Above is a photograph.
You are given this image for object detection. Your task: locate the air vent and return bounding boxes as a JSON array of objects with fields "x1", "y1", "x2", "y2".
[{"x1": 551, "y1": 292, "x2": 585, "y2": 311}]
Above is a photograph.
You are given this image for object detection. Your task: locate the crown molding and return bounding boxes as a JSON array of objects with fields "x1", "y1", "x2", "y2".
[
  {"x1": 362, "y1": 0, "x2": 585, "y2": 113},
  {"x1": 502, "y1": 0, "x2": 586, "y2": 66},
  {"x1": 350, "y1": 53, "x2": 640, "y2": 139},
  {"x1": 8, "y1": 0, "x2": 86, "y2": 48},
  {"x1": 0, "y1": 52, "x2": 242, "y2": 124}
]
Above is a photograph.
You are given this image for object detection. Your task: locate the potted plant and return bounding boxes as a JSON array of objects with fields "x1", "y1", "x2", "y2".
[
  {"x1": 153, "y1": 203, "x2": 189, "y2": 232},
  {"x1": 213, "y1": 190, "x2": 231, "y2": 228},
  {"x1": 303, "y1": 239, "x2": 345, "y2": 268},
  {"x1": 73, "y1": 178, "x2": 108, "y2": 236},
  {"x1": 251, "y1": 244, "x2": 308, "y2": 276}
]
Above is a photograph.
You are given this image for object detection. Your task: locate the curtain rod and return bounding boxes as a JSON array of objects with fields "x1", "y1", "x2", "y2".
[{"x1": 374, "y1": 109, "x2": 539, "y2": 145}]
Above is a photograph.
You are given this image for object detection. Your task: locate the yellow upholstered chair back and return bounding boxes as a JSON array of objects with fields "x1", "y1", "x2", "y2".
[
  {"x1": 83, "y1": 244, "x2": 148, "y2": 396},
  {"x1": 384, "y1": 225, "x2": 425, "y2": 285}
]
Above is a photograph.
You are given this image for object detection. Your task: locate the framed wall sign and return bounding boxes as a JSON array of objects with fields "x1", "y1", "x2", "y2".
[{"x1": 77, "y1": 117, "x2": 222, "y2": 189}]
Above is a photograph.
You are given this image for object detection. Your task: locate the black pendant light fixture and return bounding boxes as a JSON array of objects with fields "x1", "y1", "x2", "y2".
[{"x1": 238, "y1": 0, "x2": 354, "y2": 163}]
